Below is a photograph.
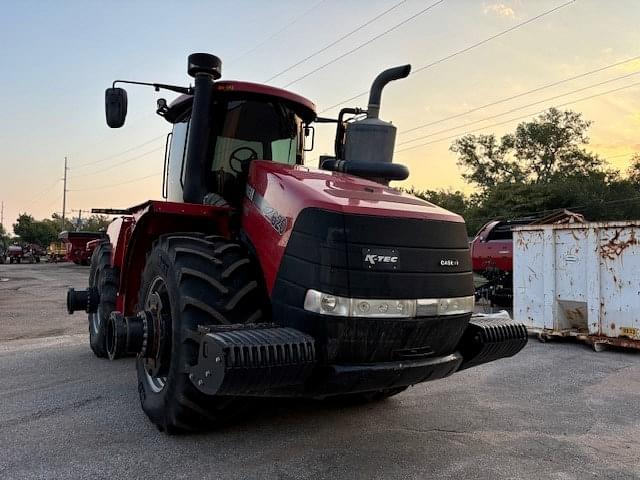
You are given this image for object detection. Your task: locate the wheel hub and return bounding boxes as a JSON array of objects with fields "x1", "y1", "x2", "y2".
[{"x1": 143, "y1": 280, "x2": 172, "y2": 381}]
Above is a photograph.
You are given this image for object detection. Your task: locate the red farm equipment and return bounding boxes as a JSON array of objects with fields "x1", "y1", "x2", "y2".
[
  {"x1": 5, "y1": 243, "x2": 41, "y2": 264},
  {"x1": 66, "y1": 53, "x2": 527, "y2": 433},
  {"x1": 6, "y1": 245, "x2": 24, "y2": 264},
  {"x1": 59, "y1": 231, "x2": 105, "y2": 265}
]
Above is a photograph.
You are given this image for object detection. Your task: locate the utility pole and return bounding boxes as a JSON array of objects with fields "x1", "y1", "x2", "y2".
[
  {"x1": 62, "y1": 157, "x2": 68, "y2": 228},
  {"x1": 1, "y1": 201, "x2": 4, "y2": 231}
]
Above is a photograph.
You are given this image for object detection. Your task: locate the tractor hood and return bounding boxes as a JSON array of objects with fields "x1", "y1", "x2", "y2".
[{"x1": 246, "y1": 161, "x2": 463, "y2": 224}]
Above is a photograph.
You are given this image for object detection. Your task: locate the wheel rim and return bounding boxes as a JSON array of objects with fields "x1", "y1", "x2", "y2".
[{"x1": 143, "y1": 276, "x2": 171, "y2": 393}]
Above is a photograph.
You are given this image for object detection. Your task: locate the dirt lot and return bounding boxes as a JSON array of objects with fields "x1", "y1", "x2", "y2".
[{"x1": 0, "y1": 262, "x2": 639, "y2": 479}]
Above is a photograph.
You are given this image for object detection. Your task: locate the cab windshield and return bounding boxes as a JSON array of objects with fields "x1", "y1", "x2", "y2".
[{"x1": 209, "y1": 98, "x2": 303, "y2": 173}]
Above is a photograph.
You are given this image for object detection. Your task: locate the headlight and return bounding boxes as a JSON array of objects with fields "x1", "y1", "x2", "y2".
[{"x1": 303, "y1": 289, "x2": 473, "y2": 318}]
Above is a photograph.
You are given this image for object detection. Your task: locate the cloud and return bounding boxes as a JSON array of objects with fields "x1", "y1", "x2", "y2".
[{"x1": 483, "y1": 2, "x2": 516, "y2": 18}]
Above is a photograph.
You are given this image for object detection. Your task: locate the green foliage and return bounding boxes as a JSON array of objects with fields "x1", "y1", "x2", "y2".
[
  {"x1": 0, "y1": 224, "x2": 9, "y2": 249},
  {"x1": 13, "y1": 214, "x2": 59, "y2": 247},
  {"x1": 11, "y1": 212, "x2": 112, "y2": 247},
  {"x1": 48, "y1": 213, "x2": 76, "y2": 233},
  {"x1": 449, "y1": 133, "x2": 524, "y2": 190},
  {"x1": 627, "y1": 154, "x2": 640, "y2": 183},
  {"x1": 451, "y1": 108, "x2": 603, "y2": 191},
  {"x1": 404, "y1": 187, "x2": 473, "y2": 216},
  {"x1": 82, "y1": 214, "x2": 110, "y2": 232},
  {"x1": 406, "y1": 108, "x2": 640, "y2": 235}
]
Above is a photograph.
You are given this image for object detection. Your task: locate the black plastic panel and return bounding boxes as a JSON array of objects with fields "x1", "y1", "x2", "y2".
[{"x1": 271, "y1": 208, "x2": 474, "y2": 363}]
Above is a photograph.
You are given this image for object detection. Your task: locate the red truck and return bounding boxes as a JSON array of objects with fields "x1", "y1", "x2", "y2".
[
  {"x1": 59, "y1": 231, "x2": 105, "y2": 265},
  {"x1": 471, "y1": 219, "x2": 533, "y2": 307},
  {"x1": 471, "y1": 211, "x2": 584, "y2": 306}
]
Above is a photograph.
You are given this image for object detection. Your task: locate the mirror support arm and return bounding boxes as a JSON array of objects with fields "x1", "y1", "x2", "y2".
[{"x1": 112, "y1": 80, "x2": 192, "y2": 95}]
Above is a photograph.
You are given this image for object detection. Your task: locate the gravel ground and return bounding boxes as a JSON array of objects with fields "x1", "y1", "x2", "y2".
[{"x1": 0, "y1": 262, "x2": 639, "y2": 479}]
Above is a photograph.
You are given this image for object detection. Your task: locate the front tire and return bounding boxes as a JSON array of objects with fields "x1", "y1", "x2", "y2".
[{"x1": 136, "y1": 233, "x2": 269, "y2": 433}]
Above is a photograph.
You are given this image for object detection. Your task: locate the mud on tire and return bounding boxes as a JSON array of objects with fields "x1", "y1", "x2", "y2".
[
  {"x1": 88, "y1": 241, "x2": 119, "y2": 358},
  {"x1": 136, "y1": 233, "x2": 269, "y2": 433}
]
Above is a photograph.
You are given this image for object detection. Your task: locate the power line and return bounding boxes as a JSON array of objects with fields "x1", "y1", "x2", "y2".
[
  {"x1": 282, "y1": 0, "x2": 446, "y2": 88},
  {"x1": 264, "y1": 0, "x2": 409, "y2": 83},
  {"x1": 399, "y1": 54, "x2": 640, "y2": 136},
  {"x1": 22, "y1": 179, "x2": 62, "y2": 210},
  {"x1": 228, "y1": 0, "x2": 327, "y2": 65},
  {"x1": 319, "y1": 0, "x2": 576, "y2": 113},
  {"x1": 43, "y1": 194, "x2": 63, "y2": 214},
  {"x1": 607, "y1": 151, "x2": 639, "y2": 160},
  {"x1": 395, "y1": 80, "x2": 640, "y2": 153},
  {"x1": 398, "y1": 69, "x2": 640, "y2": 146},
  {"x1": 68, "y1": 172, "x2": 162, "y2": 192},
  {"x1": 69, "y1": 146, "x2": 164, "y2": 179},
  {"x1": 72, "y1": 134, "x2": 166, "y2": 169}
]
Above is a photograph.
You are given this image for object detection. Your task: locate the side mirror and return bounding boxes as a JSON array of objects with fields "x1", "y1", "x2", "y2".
[
  {"x1": 303, "y1": 125, "x2": 315, "y2": 151},
  {"x1": 105, "y1": 87, "x2": 128, "y2": 128}
]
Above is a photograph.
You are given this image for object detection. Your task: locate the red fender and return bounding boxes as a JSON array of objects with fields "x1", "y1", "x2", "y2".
[{"x1": 105, "y1": 201, "x2": 233, "y2": 314}]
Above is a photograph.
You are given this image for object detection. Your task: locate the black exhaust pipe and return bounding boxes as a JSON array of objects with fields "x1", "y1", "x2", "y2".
[{"x1": 367, "y1": 64, "x2": 411, "y2": 119}]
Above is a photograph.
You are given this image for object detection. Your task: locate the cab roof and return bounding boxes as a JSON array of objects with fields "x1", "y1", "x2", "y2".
[{"x1": 166, "y1": 80, "x2": 316, "y2": 123}]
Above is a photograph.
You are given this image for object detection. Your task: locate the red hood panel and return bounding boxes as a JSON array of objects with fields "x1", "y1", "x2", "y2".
[
  {"x1": 244, "y1": 161, "x2": 465, "y2": 294},
  {"x1": 248, "y1": 161, "x2": 463, "y2": 223}
]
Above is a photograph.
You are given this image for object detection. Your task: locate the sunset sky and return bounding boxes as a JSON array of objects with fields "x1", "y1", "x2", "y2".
[{"x1": 1, "y1": 0, "x2": 639, "y2": 233}]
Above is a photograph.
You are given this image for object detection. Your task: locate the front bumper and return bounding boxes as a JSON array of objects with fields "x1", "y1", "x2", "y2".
[{"x1": 188, "y1": 314, "x2": 528, "y2": 397}]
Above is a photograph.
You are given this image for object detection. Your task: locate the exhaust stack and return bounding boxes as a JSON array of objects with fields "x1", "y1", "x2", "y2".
[
  {"x1": 366, "y1": 64, "x2": 411, "y2": 120},
  {"x1": 341, "y1": 65, "x2": 411, "y2": 183}
]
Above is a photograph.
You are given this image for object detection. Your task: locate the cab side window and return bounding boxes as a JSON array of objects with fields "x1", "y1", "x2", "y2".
[
  {"x1": 165, "y1": 120, "x2": 190, "y2": 201},
  {"x1": 169, "y1": 120, "x2": 189, "y2": 186}
]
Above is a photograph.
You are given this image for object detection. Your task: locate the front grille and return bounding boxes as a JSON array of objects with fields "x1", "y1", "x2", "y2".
[{"x1": 272, "y1": 208, "x2": 474, "y2": 363}]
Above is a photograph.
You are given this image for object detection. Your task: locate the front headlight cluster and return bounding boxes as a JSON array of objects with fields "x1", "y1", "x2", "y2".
[{"x1": 303, "y1": 289, "x2": 474, "y2": 318}]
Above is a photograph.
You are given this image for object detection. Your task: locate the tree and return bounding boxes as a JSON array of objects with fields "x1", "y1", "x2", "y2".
[
  {"x1": 627, "y1": 154, "x2": 640, "y2": 184},
  {"x1": 451, "y1": 108, "x2": 602, "y2": 190},
  {"x1": 405, "y1": 186, "x2": 473, "y2": 216},
  {"x1": 0, "y1": 223, "x2": 9, "y2": 249},
  {"x1": 511, "y1": 108, "x2": 601, "y2": 183},
  {"x1": 46, "y1": 213, "x2": 75, "y2": 233},
  {"x1": 450, "y1": 133, "x2": 524, "y2": 191},
  {"x1": 13, "y1": 214, "x2": 58, "y2": 246},
  {"x1": 83, "y1": 214, "x2": 111, "y2": 232}
]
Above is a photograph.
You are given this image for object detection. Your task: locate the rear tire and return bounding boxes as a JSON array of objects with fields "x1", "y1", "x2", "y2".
[
  {"x1": 136, "y1": 233, "x2": 269, "y2": 433},
  {"x1": 88, "y1": 241, "x2": 119, "y2": 358}
]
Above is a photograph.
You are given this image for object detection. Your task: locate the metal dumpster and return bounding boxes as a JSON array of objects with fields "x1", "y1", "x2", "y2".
[{"x1": 513, "y1": 221, "x2": 640, "y2": 350}]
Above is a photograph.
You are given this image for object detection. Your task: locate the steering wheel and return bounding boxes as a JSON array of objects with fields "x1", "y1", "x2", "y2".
[{"x1": 229, "y1": 146, "x2": 259, "y2": 174}]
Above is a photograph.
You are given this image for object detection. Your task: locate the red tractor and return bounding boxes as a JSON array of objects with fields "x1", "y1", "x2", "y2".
[{"x1": 67, "y1": 53, "x2": 527, "y2": 433}]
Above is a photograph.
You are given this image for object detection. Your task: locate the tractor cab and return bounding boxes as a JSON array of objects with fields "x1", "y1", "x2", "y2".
[{"x1": 160, "y1": 83, "x2": 316, "y2": 206}]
